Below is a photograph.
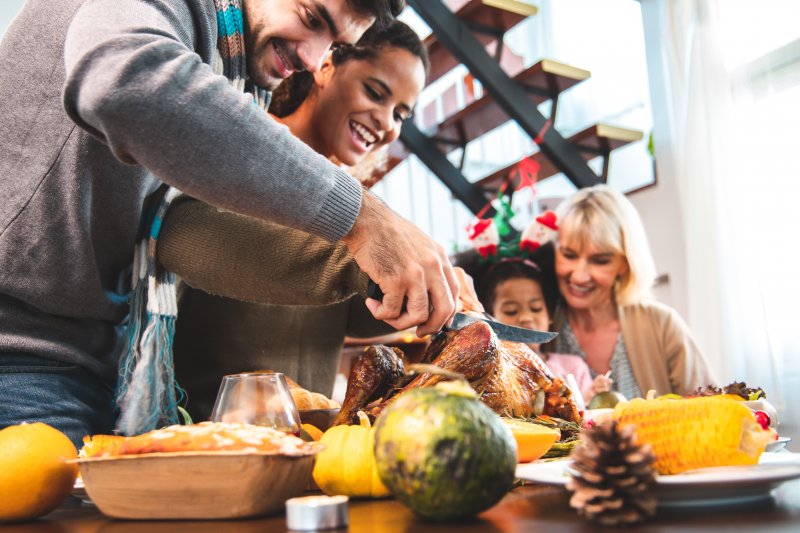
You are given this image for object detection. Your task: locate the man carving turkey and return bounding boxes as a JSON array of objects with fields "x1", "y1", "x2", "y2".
[{"x1": 0, "y1": 0, "x2": 458, "y2": 447}]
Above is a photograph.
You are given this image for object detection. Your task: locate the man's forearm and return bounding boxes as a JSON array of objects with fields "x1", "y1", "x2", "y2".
[{"x1": 158, "y1": 198, "x2": 369, "y2": 305}]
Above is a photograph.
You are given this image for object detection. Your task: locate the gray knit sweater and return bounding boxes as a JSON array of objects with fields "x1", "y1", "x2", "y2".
[{"x1": 0, "y1": 0, "x2": 362, "y2": 379}]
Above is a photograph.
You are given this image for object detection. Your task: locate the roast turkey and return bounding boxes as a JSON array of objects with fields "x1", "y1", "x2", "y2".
[{"x1": 334, "y1": 320, "x2": 580, "y2": 425}]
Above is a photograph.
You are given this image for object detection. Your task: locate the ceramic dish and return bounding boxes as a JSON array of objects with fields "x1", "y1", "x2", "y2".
[
  {"x1": 75, "y1": 451, "x2": 314, "y2": 519},
  {"x1": 516, "y1": 452, "x2": 800, "y2": 508},
  {"x1": 742, "y1": 399, "x2": 779, "y2": 428},
  {"x1": 765, "y1": 436, "x2": 791, "y2": 453}
]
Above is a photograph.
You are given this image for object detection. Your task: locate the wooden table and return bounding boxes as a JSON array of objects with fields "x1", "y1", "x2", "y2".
[{"x1": 7, "y1": 479, "x2": 800, "y2": 533}]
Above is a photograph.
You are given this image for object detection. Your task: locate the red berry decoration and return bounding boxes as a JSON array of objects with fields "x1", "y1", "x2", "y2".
[{"x1": 753, "y1": 410, "x2": 771, "y2": 430}]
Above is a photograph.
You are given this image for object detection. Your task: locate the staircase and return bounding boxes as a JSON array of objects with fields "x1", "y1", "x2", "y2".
[{"x1": 377, "y1": 0, "x2": 644, "y2": 216}]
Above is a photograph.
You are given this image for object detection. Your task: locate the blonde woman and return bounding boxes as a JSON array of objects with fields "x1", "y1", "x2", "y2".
[{"x1": 545, "y1": 185, "x2": 715, "y2": 398}]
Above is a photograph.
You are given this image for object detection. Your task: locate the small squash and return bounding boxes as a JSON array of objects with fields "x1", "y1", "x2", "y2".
[
  {"x1": 373, "y1": 378, "x2": 517, "y2": 521},
  {"x1": 312, "y1": 411, "x2": 390, "y2": 498}
]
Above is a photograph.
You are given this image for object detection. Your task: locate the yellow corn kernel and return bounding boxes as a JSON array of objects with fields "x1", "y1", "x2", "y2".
[{"x1": 612, "y1": 396, "x2": 770, "y2": 475}]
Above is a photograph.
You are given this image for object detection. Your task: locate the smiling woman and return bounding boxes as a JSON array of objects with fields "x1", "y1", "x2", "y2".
[
  {"x1": 270, "y1": 21, "x2": 428, "y2": 167},
  {"x1": 542, "y1": 185, "x2": 716, "y2": 400}
]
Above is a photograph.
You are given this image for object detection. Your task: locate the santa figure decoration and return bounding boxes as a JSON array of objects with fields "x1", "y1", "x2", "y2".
[
  {"x1": 520, "y1": 211, "x2": 558, "y2": 253},
  {"x1": 466, "y1": 217, "x2": 500, "y2": 259}
]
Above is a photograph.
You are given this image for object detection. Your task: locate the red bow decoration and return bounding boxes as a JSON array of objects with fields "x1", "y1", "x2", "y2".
[{"x1": 509, "y1": 157, "x2": 540, "y2": 194}]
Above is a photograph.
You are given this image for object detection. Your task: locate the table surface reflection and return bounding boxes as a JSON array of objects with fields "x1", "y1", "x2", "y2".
[{"x1": 3, "y1": 478, "x2": 799, "y2": 533}]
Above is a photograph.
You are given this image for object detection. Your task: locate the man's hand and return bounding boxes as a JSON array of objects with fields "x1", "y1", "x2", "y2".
[{"x1": 342, "y1": 191, "x2": 458, "y2": 336}]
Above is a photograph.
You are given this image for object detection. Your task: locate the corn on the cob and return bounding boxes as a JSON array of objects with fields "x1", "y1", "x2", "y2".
[{"x1": 612, "y1": 396, "x2": 770, "y2": 475}]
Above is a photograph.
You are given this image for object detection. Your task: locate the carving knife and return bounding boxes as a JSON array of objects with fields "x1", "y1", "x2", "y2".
[{"x1": 366, "y1": 280, "x2": 558, "y2": 344}]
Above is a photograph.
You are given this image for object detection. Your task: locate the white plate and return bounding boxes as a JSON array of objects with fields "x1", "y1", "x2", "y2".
[
  {"x1": 765, "y1": 436, "x2": 791, "y2": 453},
  {"x1": 516, "y1": 452, "x2": 800, "y2": 508}
]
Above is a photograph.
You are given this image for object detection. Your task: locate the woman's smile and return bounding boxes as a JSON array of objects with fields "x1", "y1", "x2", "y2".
[{"x1": 349, "y1": 119, "x2": 377, "y2": 152}]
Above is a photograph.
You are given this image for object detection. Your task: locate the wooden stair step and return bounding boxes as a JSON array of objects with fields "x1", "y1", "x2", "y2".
[
  {"x1": 430, "y1": 59, "x2": 590, "y2": 148},
  {"x1": 475, "y1": 124, "x2": 644, "y2": 191},
  {"x1": 425, "y1": 0, "x2": 538, "y2": 84},
  {"x1": 374, "y1": 59, "x2": 589, "y2": 187}
]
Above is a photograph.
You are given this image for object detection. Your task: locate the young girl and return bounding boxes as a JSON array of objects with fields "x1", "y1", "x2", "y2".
[{"x1": 479, "y1": 259, "x2": 607, "y2": 403}]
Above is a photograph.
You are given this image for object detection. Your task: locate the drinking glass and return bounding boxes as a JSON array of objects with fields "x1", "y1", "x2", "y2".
[{"x1": 209, "y1": 372, "x2": 302, "y2": 435}]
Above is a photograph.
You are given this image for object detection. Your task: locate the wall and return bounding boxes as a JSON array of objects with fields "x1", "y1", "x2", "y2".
[
  {"x1": 632, "y1": 0, "x2": 691, "y2": 337},
  {"x1": 629, "y1": 180, "x2": 687, "y2": 319},
  {"x1": 0, "y1": 0, "x2": 25, "y2": 35}
]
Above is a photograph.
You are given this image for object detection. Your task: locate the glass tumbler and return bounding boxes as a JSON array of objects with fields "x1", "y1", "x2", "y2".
[{"x1": 209, "y1": 372, "x2": 301, "y2": 435}]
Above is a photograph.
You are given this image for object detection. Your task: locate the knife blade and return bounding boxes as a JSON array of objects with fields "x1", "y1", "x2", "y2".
[
  {"x1": 366, "y1": 280, "x2": 558, "y2": 344},
  {"x1": 447, "y1": 312, "x2": 558, "y2": 344}
]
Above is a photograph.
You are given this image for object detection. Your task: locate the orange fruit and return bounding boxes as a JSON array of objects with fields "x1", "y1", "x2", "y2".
[
  {"x1": 502, "y1": 418, "x2": 561, "y2": 463},
  {"x1": 0, "y1": 422, "x2": 79, "y2": 522},
  {"x1": 301, "y1": 423, "x2": 324, "y2": 442}
]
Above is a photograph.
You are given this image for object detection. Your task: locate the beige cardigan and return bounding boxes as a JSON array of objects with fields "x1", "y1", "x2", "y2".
[{"x1": 550, "y1": 301, "x2": 717, "y2": 397}]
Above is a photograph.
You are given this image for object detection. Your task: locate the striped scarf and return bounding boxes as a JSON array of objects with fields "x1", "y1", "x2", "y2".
[{"x1": 116, "y1": 0, "x2": 269, "y2": 435}]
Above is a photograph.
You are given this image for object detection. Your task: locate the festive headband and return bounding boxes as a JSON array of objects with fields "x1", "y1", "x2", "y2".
[
  {"x1": 465, "y1": 156, "x2": 558, "y2": 263},
  {"x1": 466, "y1": 209, "x2": 558, "y2": 260}
]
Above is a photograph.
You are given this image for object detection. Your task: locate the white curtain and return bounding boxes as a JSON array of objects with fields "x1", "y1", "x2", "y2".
[{"x1": 640, "y1": 0, "x2": 800, "y2": 432}]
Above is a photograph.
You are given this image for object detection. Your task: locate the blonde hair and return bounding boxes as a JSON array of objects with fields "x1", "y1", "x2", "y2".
[{"x1": 556, "y1": 185, "x2": 656, "y2": 305}]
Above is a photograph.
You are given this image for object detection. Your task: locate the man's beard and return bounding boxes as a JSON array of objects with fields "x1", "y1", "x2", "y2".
[{"x1": 248, "y1": 38, "x2": 302, "y2": 90}]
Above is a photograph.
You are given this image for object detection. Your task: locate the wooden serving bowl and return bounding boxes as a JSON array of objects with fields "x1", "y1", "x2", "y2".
[{"x1": 77, "y1": 451, "x2": 314, "y2": 520}]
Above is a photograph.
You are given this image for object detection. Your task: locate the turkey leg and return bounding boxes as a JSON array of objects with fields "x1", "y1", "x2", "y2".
[{"x1": 333, "y1": 345, "x2": 405, "y2": 425}]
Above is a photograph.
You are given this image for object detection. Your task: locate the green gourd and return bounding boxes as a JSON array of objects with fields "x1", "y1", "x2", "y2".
[{"x1": 373, "y1": 380, "x2": 517, "y2": 521}]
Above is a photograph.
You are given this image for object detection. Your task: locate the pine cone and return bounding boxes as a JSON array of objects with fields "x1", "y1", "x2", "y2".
[{"x1": 567, "y1": 420, "x2": 657, "y2": 526}]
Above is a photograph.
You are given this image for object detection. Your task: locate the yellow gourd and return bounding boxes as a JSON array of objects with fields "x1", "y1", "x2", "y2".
[{"x1": 312, "y1": 411, "x2": 390, "y2": 498}]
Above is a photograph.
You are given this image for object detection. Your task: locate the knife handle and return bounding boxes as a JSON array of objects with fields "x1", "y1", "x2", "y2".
[{"x1": 366, "y1": 279, "x2": 408, "y2": 313}]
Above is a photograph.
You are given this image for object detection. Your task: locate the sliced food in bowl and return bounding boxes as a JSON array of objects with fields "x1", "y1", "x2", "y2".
[{"x1": 76, "y1": 422, "x2": 321, "y2": 520}]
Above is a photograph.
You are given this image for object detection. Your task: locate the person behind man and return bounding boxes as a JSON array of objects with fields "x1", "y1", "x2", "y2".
[
  {"x1": 0, "y1": 0, "x2": 459, "y2": 448},
  {"x1": 542, "y1": 185, "x2": 715, "y2": 398},
  {"x1": 160, "y1": 20, "x2": 431, "y2": 419}
]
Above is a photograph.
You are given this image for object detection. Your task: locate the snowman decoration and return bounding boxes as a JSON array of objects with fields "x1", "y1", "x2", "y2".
[
  {"x1": 466, "y1": 218, "x2": 500, "y2": 259},
  {"x1": 520, "y1": 211, "x2": 558, "y2": 253}
]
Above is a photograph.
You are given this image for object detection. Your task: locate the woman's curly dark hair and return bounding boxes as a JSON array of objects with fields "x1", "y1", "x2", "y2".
[{"x1": 269, "y1": 20, "x2": 428, "y2": 118}]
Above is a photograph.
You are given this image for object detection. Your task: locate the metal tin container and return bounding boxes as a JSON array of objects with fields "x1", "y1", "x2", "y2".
[{"x1": 286, "y1": 495, "x2": 349, "y2": 531}]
